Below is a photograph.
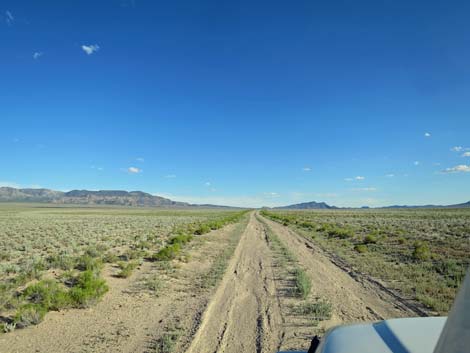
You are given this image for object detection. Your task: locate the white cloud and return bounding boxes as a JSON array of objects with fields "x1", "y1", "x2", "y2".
[
  {"x1": 424, "y1": 132, "x2": 431, "y2": 137},
  {"x1": 385, "y1": 174, "x2": 395, "y2": 178},
  {"x1": 442, "y1": 165, "x2": 470, "y2": 173},
  {"x1": 344, "y1": 178, "x2": 353, "y2": 182},
  {"x1": 355, "y1": 176, "x2": 365, "y2": 180},
  {"x1": 127, "y1": 167, "x2": 141, "y2": 174},
  {"x1": 81, "y1": 44, "x2": 100, "y2": 55},
  {"x1": 302, "y1": 167, "x2": 312, "y2": 172},
  {"x1": 91, "y1": 166, "x2": 104, "y2": 171},
  {"x1": 136, "y1": 157, "x2": 144, "y2": 162},
  {"x1": 351, "y1": 187, "x2": 377, "y2": 192},
  {"x1": 264, "y1": 192, "x2": 280, "y2": 198},
  {"x1": 5, "y1": 10, "x2": 14, "y2": 25},
  {"x1": 462, "y1": 152, "x2": 470, "y2": 157},
  {"x1": 204, "y1": 181, "x2": 211, "y2": 186},
  {"x1": 451, "y1": 146, "x2": 463, "y2": 152},
  {"x1": 164, "y1": 174, "x2": 176, "y2": 179},
  {"x1": 414, "y1": 161, "x2": 420, "y2": 166},
  {"x1": 33, "y1": 52, "x2": 43, "y2": 60}
]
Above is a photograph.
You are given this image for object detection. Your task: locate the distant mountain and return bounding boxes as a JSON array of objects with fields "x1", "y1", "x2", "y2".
[
  {"x1": 275, "y1": 201, "x2": 336, "y2": 210},
  {"x1": 382, "y1": 201, "x2": 470, "y2": 209},
  {"x1": 0, "y1": 187, "x2": 189, "y2": 207},
  {"x1": 273, "y1": 200, "x2": 470, "y2": 210}
]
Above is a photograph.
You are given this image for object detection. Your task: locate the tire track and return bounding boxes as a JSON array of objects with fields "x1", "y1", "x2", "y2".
[
  {"x1": 259, "y1": 213, "x2": 417, "y2": 322},
  {"x1": 185, "y1": 213, "x2": 283, "y2": 353}
]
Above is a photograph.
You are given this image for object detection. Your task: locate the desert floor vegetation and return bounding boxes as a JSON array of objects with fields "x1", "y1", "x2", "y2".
[
  {"x1": 261, "y1": 208, "x2": 470, "y2": 313},
  {"x1": 0, "y1": 204, "x2": 247, "y2": 333}
]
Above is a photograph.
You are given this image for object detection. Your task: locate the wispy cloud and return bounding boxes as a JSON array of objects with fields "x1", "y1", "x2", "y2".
[
  {"x1": 451, "y1": 146, "x2": 463, "y2": 152},
  {"x1": 424, "y1": 132, "x2": 431, "y2": 137},
  {"x1": 345, "y1": 176, "x2": 365, "y2": 181},
  {"x1": 81, "y1": 44, "x2": 100, "y2": 55},
  {"x1": 164, "y1": 174, "x2": 176, "y2": 179},
  {"x1": 442, "y1": 165, "x2": 470, "y2": 173},
  {"x1": 136, "y1": 157, "x2": 144, "y2": 162},
  {"x1": 385, "y1": 174, "x2": 395, "y2": 177},
  {"x1": 462, "y1": 152, "x2": 470, "y2": 157},
  {"x1": 302, "y1": 167, "x2": 312, "y2": 172},
  {"x1": 351, "y1": 187, "x2": 377, "y2": 192},
  {"x1": 264, "y1": 192, "x2": 280, "y2": 198},
  {"x1": 204, "y1": 181, "x2": 211, "y2": 186},
  {"x1": 414, "y1": 161, "x2": 420, "y2": 166},
  {"x1": 0, "y1": 181, "x2": 21, "y2": 188},
  {"x1": 5, "y1": 10, "x2": 14, "y2": 26},
  {"x1": 127, "y1": 167, "x2": 141, "y2": 174},
  {"x1": 91, "y1": 165, "x2": 104, "y2": 171},
  {"x1": 33, "y1": 52, "x2": 43, "y2": 59}
]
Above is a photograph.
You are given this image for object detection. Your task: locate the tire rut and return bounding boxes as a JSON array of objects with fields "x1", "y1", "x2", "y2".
[{"x1": 186, "y1": 213, "x2": 283, "y2": 353}]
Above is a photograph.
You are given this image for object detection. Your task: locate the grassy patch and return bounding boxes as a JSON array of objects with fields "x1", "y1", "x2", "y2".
[{"x1": 293, "y1": 268, "x2": 311, "y2": 299}]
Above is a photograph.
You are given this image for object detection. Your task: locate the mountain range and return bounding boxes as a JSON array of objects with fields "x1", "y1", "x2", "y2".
[
  {"x1": 0, "y1": 187, "x2": 191, "y2": 207},
  {"x1": 1, "y1": 187, "x2": 469, "y2": 209},
  {"x1": 273, "y1": 200, "x2": 470, "y2": 209},
  {"x1": 274, "y1": 201, "x2": 337, "y2": 210}
]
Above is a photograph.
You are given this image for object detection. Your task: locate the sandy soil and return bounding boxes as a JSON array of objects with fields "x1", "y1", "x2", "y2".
[{"x1": 1, "y1": 211, "x2": 419, "y2": 353}]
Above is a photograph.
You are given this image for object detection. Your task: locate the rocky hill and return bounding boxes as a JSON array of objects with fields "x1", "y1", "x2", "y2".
[{"x1": 0, "y1": 187, "x2": 188, "y2": 207}]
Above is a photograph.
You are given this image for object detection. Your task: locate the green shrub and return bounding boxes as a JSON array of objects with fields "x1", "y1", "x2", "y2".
[
  {"x1": 116, "y1": 261, "x2": 138, "y2": 278},
  {"x1": 102, "y1": 252, "x2": 119, "y2": 263},
  {"x1": 46, "y1": 254, "x2": 76, "y2": 271},
  {"x1": 14, "y1": 304, "x2": 47, "y2": 328},
  {"x1": 413, "y1": 242, "x2": 431, "y2": 261},
  {"x1": 22, "y1": 280, "x2": 70, "y2": 310},
  {"x1": 364, "y1": 234, "x2": 378, "y2": 244},
  {"x1": 69, "y1": 270, "x2": 108, "y2": 308},
  {"x1": 168, "y1": 234, "x2": 193, "y2": 245},
  {"x1": 84, "y1": 246, "x2": 101, "y2": 258},
  {"x1": 354, "y1": 244, "x2": 368, "y2": 253},
  {"x1": 294, "y1": 268, "x2": 311, "y2": 299},
  {"x1": 327, "y1": 226, "x2": 354, "y2": 239},
  {"x1": 122, "y1": 249, "x2": 144, "y2": 261},
  {"x1": 299, "y1": 221, "x2": 314, "y2": 229},
  {"x1": 151, "y1": 244, "x2": 181, "y2": 261},
  {"x1": 75, "y1": 255, "x2": 103, "y2": 273},
  {"x1": 295, "y1": 299, "x2": 332, "y2": 320},
  {"x1": 142, "y1": 275, "x2": 163, "y2": 294},
  {"x1": 398, "y1": 237, "x2": 406, "y2": 244},
  {"x1": 194, "y1": 224, "x2": 211, "y2": 235}
]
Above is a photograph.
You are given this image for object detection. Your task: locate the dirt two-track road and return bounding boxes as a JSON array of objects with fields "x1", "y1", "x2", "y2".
[
  {"x1": 1, "y1": 211, "x2": 418, "y2": 353},
  {"x1": 186, "y1": 212, "x2": 415, "y2": 353}
]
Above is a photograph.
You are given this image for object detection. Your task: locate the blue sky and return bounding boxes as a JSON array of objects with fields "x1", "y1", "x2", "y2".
[{"x1": 1, "y1": 1, "x2": 469, "y2": 207}]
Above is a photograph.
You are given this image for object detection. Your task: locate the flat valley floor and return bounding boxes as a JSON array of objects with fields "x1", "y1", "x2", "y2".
[{"x1": 1, "y1": 212, "x2": 421, "y2": 353}]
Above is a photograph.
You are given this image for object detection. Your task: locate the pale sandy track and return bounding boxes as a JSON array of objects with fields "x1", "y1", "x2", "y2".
[
  {"x1": 185, "y1": 212, "x2": 416, "y2": 353},
  {"x1": 186, "y1": 213, "x2": 283, "y2": 353}
]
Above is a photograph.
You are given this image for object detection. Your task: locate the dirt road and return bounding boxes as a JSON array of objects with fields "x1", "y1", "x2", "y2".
[
  {"x1": 1, "y1": 211, "x2": 417, "y2": 353},
  {"x1": 186, "y1": 213, "x2": 283, "y2": 353},
  {"x1": 185, "y1": 212, "x2": 414, "y2": 352}
]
